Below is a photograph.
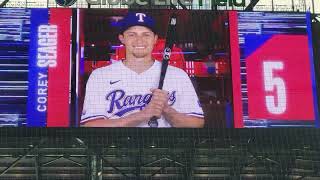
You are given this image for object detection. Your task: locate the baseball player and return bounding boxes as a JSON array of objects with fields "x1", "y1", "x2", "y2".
[{"x1": 81, "y1": 12, "x2": 204, "y2": 127}]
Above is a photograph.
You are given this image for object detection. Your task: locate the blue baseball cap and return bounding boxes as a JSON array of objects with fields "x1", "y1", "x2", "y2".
[{"x1": 118, "y1": 12, "x2": 156, "y2": 34}]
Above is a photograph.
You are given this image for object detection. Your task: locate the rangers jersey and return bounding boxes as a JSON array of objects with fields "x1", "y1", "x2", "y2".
[{"x1": 81, "y1": 60, "x2": 204, "y2": 127}]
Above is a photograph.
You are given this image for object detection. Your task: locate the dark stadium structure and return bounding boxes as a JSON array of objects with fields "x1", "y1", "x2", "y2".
[
  {"x1": 0, "y1": 129, "x2": 320, "y2": 180},
  {"x1": 0, "y1": 0, "x2": 320, "y2": 180}
]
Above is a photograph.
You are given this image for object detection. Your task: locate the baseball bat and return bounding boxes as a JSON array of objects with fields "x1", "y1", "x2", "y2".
[{"x1": 148, "y1": 14, "x2": 177, "y2": 128}]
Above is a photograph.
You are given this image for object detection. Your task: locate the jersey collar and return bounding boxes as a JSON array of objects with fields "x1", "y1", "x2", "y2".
[{"x1": 120, "y1": 60, "x2": 160, "y2": 76}]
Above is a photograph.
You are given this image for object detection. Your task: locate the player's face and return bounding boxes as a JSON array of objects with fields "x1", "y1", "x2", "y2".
[{"x1": 119, "y1": 26, "x2": 158, "y2": 59}]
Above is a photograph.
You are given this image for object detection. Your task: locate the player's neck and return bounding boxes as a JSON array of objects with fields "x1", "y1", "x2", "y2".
[{"x1": 123, "y1": 58, "x2": 155, "y2": 74}]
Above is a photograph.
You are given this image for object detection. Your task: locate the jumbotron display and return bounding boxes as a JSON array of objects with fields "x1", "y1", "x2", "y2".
[
  {"x1": 0, "y1": 8, "x2": 319, "y2": 128},
  {"x1": 77, "y1": 9, "x2": 232, "y2": 128}
]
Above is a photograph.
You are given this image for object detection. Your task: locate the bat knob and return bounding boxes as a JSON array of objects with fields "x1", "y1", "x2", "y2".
[{"x1": 148, "y1": 116, "x2": 159, "y2": 127}]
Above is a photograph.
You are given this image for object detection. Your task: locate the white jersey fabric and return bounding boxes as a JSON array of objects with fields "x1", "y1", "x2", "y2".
[{"x1": 81, "y1": 60, "x2": 204, "y2": 127}]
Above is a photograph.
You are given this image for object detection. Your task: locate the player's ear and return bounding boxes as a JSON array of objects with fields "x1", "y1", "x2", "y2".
[{"x1": 118, "y1": 34, "x2": 125, "y2": 44}]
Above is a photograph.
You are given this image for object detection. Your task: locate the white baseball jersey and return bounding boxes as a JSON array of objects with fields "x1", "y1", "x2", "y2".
[{"x1": 81, "y1": 60, "x2": 204, "y2": 127}]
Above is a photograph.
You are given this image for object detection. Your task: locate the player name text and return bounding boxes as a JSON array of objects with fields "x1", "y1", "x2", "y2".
[
  {"x1": 37, "y1": 25, "x2": 58, "y2": 68},
  {"x1": 37, "y1": 73, "x2": 48, "y2": 112}
]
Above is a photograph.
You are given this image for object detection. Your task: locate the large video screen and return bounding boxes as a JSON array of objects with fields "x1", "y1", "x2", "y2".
[
  {"x1": 0, "y1": 8, "x2": 319, "y2": 128},
  {"x1": 77, "y1": 9, "x2": 320, "y2": 128},
  {"x1": 78, "y1": 9, "x2": 232, "y2": 128},
  {"x1": 0, "y1": 8, "x2": 72, "y2": 127}
]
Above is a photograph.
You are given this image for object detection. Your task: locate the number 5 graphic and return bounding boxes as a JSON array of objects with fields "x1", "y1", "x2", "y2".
[{"x1": 263, "y1": 61, "x2": 287, "y2": 114}]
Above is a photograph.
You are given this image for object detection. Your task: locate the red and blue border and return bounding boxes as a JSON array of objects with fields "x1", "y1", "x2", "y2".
[
  {"x1": 306, "y1": 12, "x2": 320, "y2": 128},
  {"x1": 27, "y1": 9, "x2": 71, "y2": 127}
]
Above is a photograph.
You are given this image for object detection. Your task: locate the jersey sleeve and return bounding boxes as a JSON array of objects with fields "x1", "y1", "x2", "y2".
[
  {"x1": 80, "y1": 70, "x2": 108, "y2": 124},
  {"x1": 174, "y1": 70, "x2": 204, "y2": 118}
]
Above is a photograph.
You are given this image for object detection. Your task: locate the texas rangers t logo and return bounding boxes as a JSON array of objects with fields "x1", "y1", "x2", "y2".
[{"x1": 136, "y1": 13, "x2": 146, "y2": 22}]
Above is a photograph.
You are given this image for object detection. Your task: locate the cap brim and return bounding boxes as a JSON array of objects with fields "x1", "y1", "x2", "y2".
[{"x1": 119, "y1": 24, "x2": 156, "y2": 34}]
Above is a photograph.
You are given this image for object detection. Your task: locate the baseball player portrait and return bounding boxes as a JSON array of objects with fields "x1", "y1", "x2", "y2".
[{"x1": 81, "y1": 12, "x2": 204, "y2": 128}]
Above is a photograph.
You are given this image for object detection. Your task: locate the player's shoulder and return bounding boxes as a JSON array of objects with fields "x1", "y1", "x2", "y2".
[
  {"x1": 89, "y1": 61, "x2": 122, "y2": 77},
  {"x1": 166, "y1": 64, "x2": 189, "y2": 78},
  {"x1": 153, "y1": 60, "x2": 186, "y2": 76}
]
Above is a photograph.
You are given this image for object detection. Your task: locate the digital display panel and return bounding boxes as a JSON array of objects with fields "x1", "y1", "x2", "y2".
[
  {"x1": 0, "y1": 8, "x2": 319, "y2": 128},
  {"x1": 230, "y1": 12, "x2": 319, "y2": 128},
  {"x1": 77, "y1": 9, "x2": 232, "y2": 128},
  {"x1": 0, "y1": 8, "x2": 72, "y2": 127}
]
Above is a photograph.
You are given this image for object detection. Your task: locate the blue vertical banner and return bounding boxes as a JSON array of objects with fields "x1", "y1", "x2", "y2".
[
  {"x1": 306, "y1": 12, "x2": 320, "y2": 128},
  {"x1": 27, "y1": 9, "x2": 49, "y2": 127}
]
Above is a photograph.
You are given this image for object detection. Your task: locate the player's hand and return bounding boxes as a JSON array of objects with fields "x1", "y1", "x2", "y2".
[{"x1": 141, "y1": 88, "x2": 169, "y2": 119}]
